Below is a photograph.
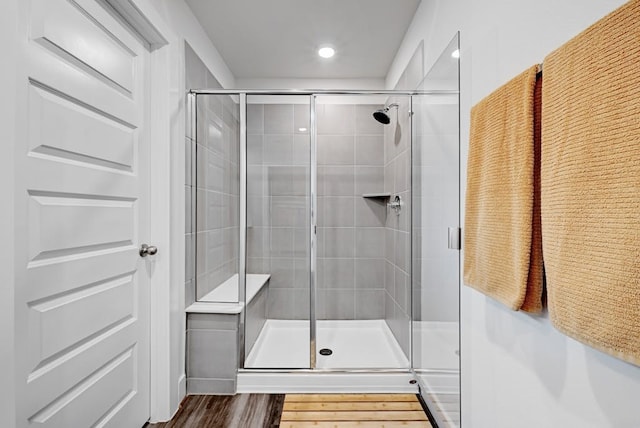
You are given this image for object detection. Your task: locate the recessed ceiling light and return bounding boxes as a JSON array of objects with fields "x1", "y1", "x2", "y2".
[
  {"x1": 318, "y1": 46, "x2": 335, "y2": 59},
  {"x1": 451, "y1": 49, "x2": 460, "y2": 59},
  {"x1": 298, "y1": 127, "x2": 308, "y2": 132}
]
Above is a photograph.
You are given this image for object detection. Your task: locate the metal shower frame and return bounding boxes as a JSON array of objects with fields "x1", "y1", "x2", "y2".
[{"x1": 187, "y1": 88, "x2": 458, "y2": 374}]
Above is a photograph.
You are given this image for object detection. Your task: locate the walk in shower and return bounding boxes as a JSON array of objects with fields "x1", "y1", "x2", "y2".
[
  {"x1": 242, "y1": 93, "x2": 413, "y2": 370},
  {"x1": 186, "y1": 34, "x2": 460, "y2": 427}
]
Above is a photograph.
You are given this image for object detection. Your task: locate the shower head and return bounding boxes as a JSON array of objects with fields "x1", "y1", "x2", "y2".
[
  {"x1": 372, "y1": 103, "x2": 399, "y2": 125},
  {"x1": 373, "y1": 109, "x2": 391, "y2": 125}
]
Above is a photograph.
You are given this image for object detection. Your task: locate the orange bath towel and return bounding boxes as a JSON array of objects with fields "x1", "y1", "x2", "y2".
[
  {"x1": 542, "y1": 0, "x2": 640, "y2": 366},
  {"x1": 464, "y1": 66, "x2": 544, "y2": 313}
]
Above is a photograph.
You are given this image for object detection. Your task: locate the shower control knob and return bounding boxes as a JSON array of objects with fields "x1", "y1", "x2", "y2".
[
  {"x1": 139, "y1": 244, "x2": 158, "y2": 257},
  {"x1": 388, "y1": 195, "x2": 402, "y2": 214}
]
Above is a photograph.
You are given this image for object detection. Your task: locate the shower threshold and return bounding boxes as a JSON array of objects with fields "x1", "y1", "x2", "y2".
[{"x1": 237, "y1": 370, "x2": 417, "y2": 394}]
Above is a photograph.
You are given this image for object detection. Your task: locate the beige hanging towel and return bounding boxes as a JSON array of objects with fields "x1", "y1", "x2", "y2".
[
  {"x1": 464, "y1": 66, "x2": 544, "y2": 313},
  {"x1": 542, "y1": 0, "x2": 640, "y2": 366}
]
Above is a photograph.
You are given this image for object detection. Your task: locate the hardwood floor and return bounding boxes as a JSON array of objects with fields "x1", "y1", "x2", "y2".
[
  {"x1": 146, "y1": 394, "x2": 431, "y2": 428},
  {"x1": 145, "y1": 394, "x2": 284, "y2": 428}
]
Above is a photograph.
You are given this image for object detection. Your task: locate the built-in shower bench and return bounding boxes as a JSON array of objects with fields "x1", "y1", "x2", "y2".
[
  {"x1": 185, "y1": 274, "x2": 270, "y2": 394},
  {"x1": 186, "y1": 273, "x2": 270, "y2": 314}
]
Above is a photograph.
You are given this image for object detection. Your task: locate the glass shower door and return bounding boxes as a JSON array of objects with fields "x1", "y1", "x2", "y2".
[
  {"x1": 412, "y1": 33, "x2": 461, "y2": 427},
  {"x1": 314, "y1": 94, "x2": 412, "y2": 370},
  {"x1": 244, "y1": 95, "x2": 312, "y2": 369}
]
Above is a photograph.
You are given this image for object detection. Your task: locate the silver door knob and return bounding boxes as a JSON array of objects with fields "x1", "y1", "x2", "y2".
[{"x1": 139, "y1": 244, "x2": 158, "y2": 257}]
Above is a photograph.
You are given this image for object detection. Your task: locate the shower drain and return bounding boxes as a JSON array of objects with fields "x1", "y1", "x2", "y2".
[{"x1": 319, "y1": 348, "x2": 333, "y2": 356}]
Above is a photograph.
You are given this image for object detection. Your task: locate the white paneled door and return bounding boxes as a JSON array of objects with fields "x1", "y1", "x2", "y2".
[{"x1": 15, "y1": 0, "x2": 151, "y2": 426}]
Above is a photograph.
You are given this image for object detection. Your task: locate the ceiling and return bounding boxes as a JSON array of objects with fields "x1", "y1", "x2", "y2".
[{"x1": 185, "y1": 0, "x2": 421, "y2": 80}]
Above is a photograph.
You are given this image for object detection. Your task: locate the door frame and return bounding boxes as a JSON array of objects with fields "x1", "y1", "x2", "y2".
[
  {"x1": 0, "y1": 1, "x2": 19, "y2": 427},
  {"x1": 106, "y1": 0, "x2": 182, "y2": 422}
]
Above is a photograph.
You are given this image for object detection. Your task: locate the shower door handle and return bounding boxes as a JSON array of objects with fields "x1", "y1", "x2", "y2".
[{"x1": 447, "y1": 227, "x2": 461, "y2": 250}]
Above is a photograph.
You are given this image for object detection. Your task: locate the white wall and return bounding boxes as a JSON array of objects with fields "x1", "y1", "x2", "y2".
[
  {"x1": 150, "y1": 0, "x2": 236, "y2": 89},
  {"x1": 388, "y1": 0, "x2": 640, "y2": 427},
  {"x1": 386, "y1": 1, "x2": 466, "y2": 91},
  {"x1": 0, "y1": 1, "x2": 18, "y2": 427}
]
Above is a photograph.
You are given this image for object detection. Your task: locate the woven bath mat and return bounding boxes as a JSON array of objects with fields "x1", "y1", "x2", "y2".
[{"x1": 542, "y1": 0, "x2": 640, "y2": 365}]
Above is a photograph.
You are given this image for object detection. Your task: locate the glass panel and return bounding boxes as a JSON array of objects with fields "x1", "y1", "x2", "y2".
[
  {"x1": 194, "y1": 94, "x2": 241, "y2": 303},
  {"x1": 244, "y1": 95, "x2": 311, "y2": 369},
  {"x1": 314, "y1": 95, "x2": 410, "y2": 370},
  {"x1": 412, "y1": 33, "x2": 461, "y2": 427}
]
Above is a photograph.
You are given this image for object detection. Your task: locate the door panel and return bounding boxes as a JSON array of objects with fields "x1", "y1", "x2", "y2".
[
  {"x1": 27, "y1": 195, "x2": 135, "y2": 260},
  {"x1": 16, "y1": 0, "x2": 150, "y2": 426},
  {"x1": 30, "y1": 0, "x2": 137, "y2": 94},
  {"x1": 313, "y1": 95, "x2": 411, "y2": 370},
  {"x1": 28, "y1": 274, "x2": 135, "y2": 366},
  {"x1": 243, "y1": 96, "x2": 312, "y2": 369},
  {"x1": 28, "y1": 83, "x2": 135, "y2": 171}
]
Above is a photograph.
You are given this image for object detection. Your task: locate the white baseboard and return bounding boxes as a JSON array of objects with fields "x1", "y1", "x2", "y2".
[{"x1": 178, "y1": 373, "x2": 186, "y2": 400}]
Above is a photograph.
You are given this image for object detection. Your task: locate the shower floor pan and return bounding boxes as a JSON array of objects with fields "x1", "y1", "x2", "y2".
[
  {"x1": 239, "y1": 319, "x2": 415, "y2": 393},
  {"x1": 245, "y1": 319, "x2": 409, "y2": 369}
]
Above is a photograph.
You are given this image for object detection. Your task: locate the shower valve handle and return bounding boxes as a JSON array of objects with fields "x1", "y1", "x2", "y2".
[{"x1": 388, "y1": 195, "x2": 402, "y2": 214}]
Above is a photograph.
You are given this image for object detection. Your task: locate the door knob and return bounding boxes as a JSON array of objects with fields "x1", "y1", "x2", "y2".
[{"x1": 139, "y1": 244, "x2": 158, "y2": 257}]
